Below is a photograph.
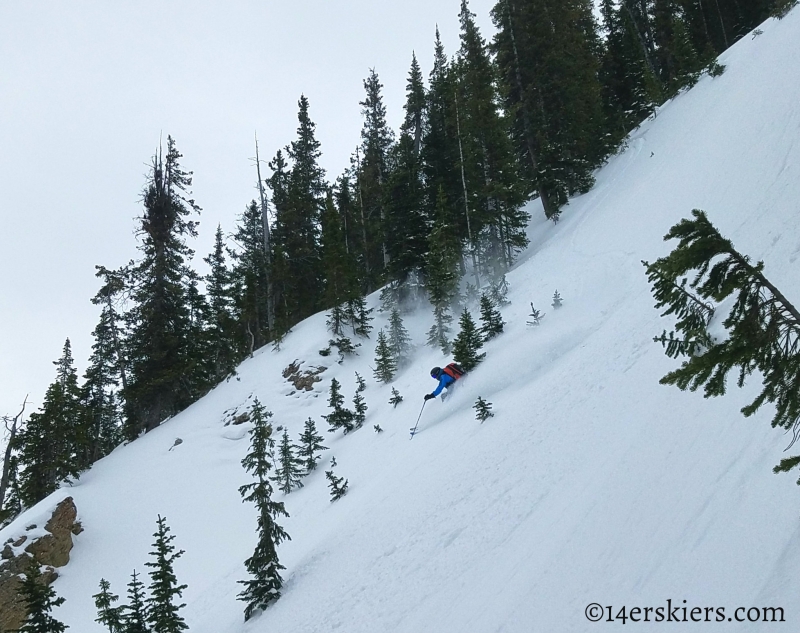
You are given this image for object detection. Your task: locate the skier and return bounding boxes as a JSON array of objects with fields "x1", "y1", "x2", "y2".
[{"x1": 424, "y1": 363, "x2": 465, "y2": 401}]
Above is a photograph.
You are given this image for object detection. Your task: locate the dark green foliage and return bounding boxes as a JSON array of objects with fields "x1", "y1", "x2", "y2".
[
  {"x1": 18, "y1": 340, "x2": 84, "y2": 507},
  {"x1": 327, "y1": 336, "x2": 361, "y2": 363},
  {"x1": 238, "y1": 399, "x2": 290, "y2": 619},
  {"x1": 271, "y1": 430, "x2": 304, "y2": 494},
  {"x1": 488, "y1": 274, "x2": 510, "y2": 307},
  {"x1": 203, "y1": 224, "x2": 239, "y2": 380},
  {"x1": 353, "y1": 373, "x2": 368, "y2": 428},
  {"x1": 122, "y1": 570, "x2": 150, "y2": 633},
  {"x1": 425, "y1": 187, "x2": 461, "y2": 354},
  {"x1": 389, "y1": 387, "x2": 404, "y2": 408},
  {"x1": 706, "y1": 60, "x2": 726, "y2": 77},
  {"x1": 321, "y1": 190, "x2": 360, "y2": 337},
  {"x1": 93, "y1": 579, "x2": 122, "y2": 633},
  {"x1": 479, "y1": 294, "x2": 505, "y2": 341},
  {"x1": 373, "y1": 330, "x2": 397, "y2": 383},
  {"x1": 346, "y1": 296, "x2": 374, "y2": 339},
  {"x1": 145, "y1": 516, "x2": 187, "y2": 633},
  {"x1": 123, "y1": 137, "x2": 202, "y2": 439},
  {"x1": 324, "y1": 378, "x2": 355, "y2": 433},
  {"x1": 552, "y1": 290, "x2": 563, "y2": 309},
  {"x1": 474, "y1": 397, "x2": 495, "y2": 422},
  {"x1": 645, "y1": 210, "x2": 800, "y2": 482},
  {"x1": 492, "y1": 0, "x2": 609, "y2": 218},
  {"x1": 17, "y1": 561, "x2": 68, "y2": 633},
  {"x1": 326, "y1": 468, "x2": 349, "y2": 501},
  {"x1": 453, "y1": 308, "x2": 486, "y2": 371},
  {"x1": 388, "y1": 308, "x2": 412, "y2": 367},
  {"x1": 297, "y1": 418, "x2": 328, "y2": 473},
  {"x1": 373, "y1": 425, "x2": 383, "y2": 433},
  {"x1": 772, "y1": 0, "x2": 798, "y2": 18}
]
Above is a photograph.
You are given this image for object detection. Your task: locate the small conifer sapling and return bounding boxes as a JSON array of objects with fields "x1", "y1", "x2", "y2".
[
  {"x1": 353, "y1": 372, "x2": 368, "y2": 428},
  {"x1": 324, "y1": 378, "x2": 355, "y2": 433},
  {"x1": 145, "y1": 515, "x2": 188, "y2": 633},
  {"x1": 527, "y1": 302, "x2": 544, "y2": 326},
  {"x1": 297, "y1": 417, "x2": 327, "y2": 473},
  {"x1": 479, "y1": 293, "x2": 504, "y2": 341},
  {"x1": 123, "y1": 570, "x2": 149, "y2": 633},
  {"x1": 271, "y1": 429, "x2": 304, "y2": 494},
  {"x1": 373, "y1": 329, "x2": 397, "y2": 383},
  {"x1": 389, "y1": 387, "x2": 403, "y2": 408},
  {"x1": 373, "y1": 424, "x2": 383, "y2": 433},
  {"x1": 552, "y1": 290, "x2": 563, "y2": 309},
  {"x1": 326, "y1": 467, "x2": 349, "y2": 501},
  {"x1": 453, "y1": 308, "x2": 486, "y2": 371},
  {"x1": 474, "y1": 397, "x2": 494, "y2": 423},
  {"x1": 93, "y1": 578, "x2": 122, "y2": 633}
]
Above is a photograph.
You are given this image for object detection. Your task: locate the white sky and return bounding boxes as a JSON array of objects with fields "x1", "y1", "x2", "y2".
[{"x1": 0, "y1": 0, "x2": 496, "y2": 419}]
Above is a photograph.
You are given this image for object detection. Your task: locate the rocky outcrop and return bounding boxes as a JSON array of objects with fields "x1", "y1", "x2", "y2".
[
  {"x1": 0, "y1": 497, "x2": 81, "y2": 632},
  {"x1": 283, "y1": 360, "x2": 326, "y2": 392}
]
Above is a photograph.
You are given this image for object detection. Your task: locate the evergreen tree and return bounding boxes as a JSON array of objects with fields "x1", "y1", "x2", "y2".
[
  {"x1": 356, "y1": 69, "x2": 395, "y2": 291},
  {"x1": 346, "y1": 296, "x2": 374, "y2": 339},
  {"x1": 145, "y1": 516, "x2": 187, "y2": 633},
  {"x1": 122, "y1": 570, "x2": 150, "y2": 633},
  {"x1": 320, "y1": 190, "x2": 359, "y2": 336},
  {"x1": 479, "y1": 294, "x2": 505, "y2": 341},
  {"x1": 389, "y1": 387, "x2": 404, "y2": 408},
  {"x1": 474, "y1": 397, "x2": 495, "y2": 422},
  {"x1": 325, "y1": 467, "x2": 349, "y2": 501},
  {"x1": 18, "y1": 340, "x2": 84, "y2": 507},
  {"x1": 492, "y1": 0, "x2": 609, "y2": 218},
  {"x1": 643, "y1": 210, "x2": 800, "y2": 482},
  {"x1": 271, "y1": 429, "x2": 304, "y2": 494},
  {"x1": 453, "y1": 308, "x2": 486, "y2": 371},
  {"x1": 388, "y1": 308, "x2": 412, "y2": 368},
  {"x1": 527, "y1": 302, "x2": 544, "y2": 326},
  {"x1": 93, "y1": 579, "x2": 122, "y2": 633},
  {"x1": 324, "y1": 378, "x2": 355, "y2": 434},
  {"x1": 238, "y1": 398, "x2": 290, "y2": 619},
  {"x1": 123, "y1": 137, "x2": 202, "y2": 438},
  {"x1": 425, "y1": 187, "x2": 462, "y2": 354},
  {"x1": 552, "y1": 290, "x2": 563, "y2": 309},
  {"x1": 16, "y1": 561, "x2": 68, "y2": 633},
  {"x1": 297, "y1": 418, "x2": 328, "y2": 473},
  {"x1": 373, "y1": 330, "x2": 397, "y2": 383},
  {"x1": 353, "y1": 373, "x2": 368, "y2": 428},
  {"x1": 203, "y1": 224, "x2": 239, "y2": 381}
]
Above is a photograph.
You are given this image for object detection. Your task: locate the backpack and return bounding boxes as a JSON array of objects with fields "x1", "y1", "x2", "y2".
[{"x1": 443, "y1": 363, "x2": 465, "y2": 380}]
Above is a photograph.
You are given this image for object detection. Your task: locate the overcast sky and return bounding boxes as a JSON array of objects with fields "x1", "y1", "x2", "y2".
[{"x1": 0, "y1": 0, "x2": 496, "y2": 419}]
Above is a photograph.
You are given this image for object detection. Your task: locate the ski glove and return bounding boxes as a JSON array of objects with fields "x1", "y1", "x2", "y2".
[{"x1": 424, "y1": 393, "x2": 435, "y2": 401}]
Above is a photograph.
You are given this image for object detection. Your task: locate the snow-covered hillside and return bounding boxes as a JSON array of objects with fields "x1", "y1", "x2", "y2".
[{"x1": 5, "y1": 10, "x2": 800, "y2": 633}]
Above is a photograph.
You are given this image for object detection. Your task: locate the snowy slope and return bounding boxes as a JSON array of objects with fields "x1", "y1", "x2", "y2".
[{"x1": 5, "y1": 10, "x2": 800, "y2": 632}]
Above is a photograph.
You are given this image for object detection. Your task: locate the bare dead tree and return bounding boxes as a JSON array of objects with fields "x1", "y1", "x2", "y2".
[{"x1": 0, "y1": 395, "x2": 28, "y2": 513}]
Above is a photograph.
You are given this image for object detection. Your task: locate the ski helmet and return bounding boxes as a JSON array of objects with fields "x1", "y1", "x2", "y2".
[{"x1": 430, "y1": 367, "x2": 441, "y2": 378}]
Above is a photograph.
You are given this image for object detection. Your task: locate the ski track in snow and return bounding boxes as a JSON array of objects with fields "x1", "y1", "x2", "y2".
[{"x1": 4, "y1": 9, "x2": 800, "y2": 633}]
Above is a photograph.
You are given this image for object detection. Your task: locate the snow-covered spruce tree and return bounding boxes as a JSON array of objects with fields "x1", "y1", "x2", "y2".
[
  {"x1": 123, "y1": 570, "x2": 149, "y2": 633},
  {"x1": 347, "y1": 296, "x2": 374, "y2": 339},
  {"x1": 389, "y1": 387, "x2": 403, "y2": 408},
  {"x1": 124, "y1": 137, "x2": 202, "y2": 439},
  {"x1": 271, "y1": 429, "x2": 304, "y2": 494},
  {"x1": 373, "y1": 329, "x2": 397, "y2": 383},
  {"x1": 353, "y1": 373, "x2": 368, "y2": 428},
  {"x1": 479, "y1": 293, "x2": 504, "y2": 341},
  {"x1": 453, "y1": 308, "x2": 486, "y2": 371},
  {"x1": 488, "y1": 274, "x2": 510, "y2": 307},
  {"x1": 388, "y1": 308, "x2": 412, "y2": 367},
  {"x1": 297, "y1": 417, "x2": 328, "y2": 473},
  {"x1": 474, "y1": 397, "x2": 494, "y2": 422},
  {"x1": 93, "y1": 579, "x2": 122, "y2": 633},
  {"x1": 552, "y1": 290, "x2": 563, "y2": 309},
  {"x1": 644, "y1": 209, "x2": 800, "y2": 482},
  {"x1": 238, "y1": 398, "x2": 290, "y2": 619},
  {"x1": 325, "y1": 467, "x2": 349, "y2": 501},
  {"x1": 16, "y1": 561, "x2": 68, "y2": 633},
  {"x1": 145, "y1": 515, "x2": 188, "y2": 633},
  {"x1": 324, "y1": 378, "x2": 355, "y2": 433}
]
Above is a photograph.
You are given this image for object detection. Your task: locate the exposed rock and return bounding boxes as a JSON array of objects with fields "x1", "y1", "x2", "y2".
[
  {"x1": 0, "y1": 497, "x2": 79, "y2": 632},
  {"x1": 283, "y1": 360, "x2": 326, "y2": 392}
]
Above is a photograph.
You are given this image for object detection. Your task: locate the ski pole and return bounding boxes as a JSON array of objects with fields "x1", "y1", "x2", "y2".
[{"x1": 410, "y1": 400, "x2": 427, "y2": 439}]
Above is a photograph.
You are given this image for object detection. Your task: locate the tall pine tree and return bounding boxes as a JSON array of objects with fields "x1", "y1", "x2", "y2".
[{"x1": 145, "y1": 515, "x2": 188, "y2": 633}]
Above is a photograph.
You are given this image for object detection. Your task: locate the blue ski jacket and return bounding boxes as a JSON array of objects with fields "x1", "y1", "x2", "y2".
[{"x1": 431, "y1": 372, "x2": 455, "y2": 397}]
